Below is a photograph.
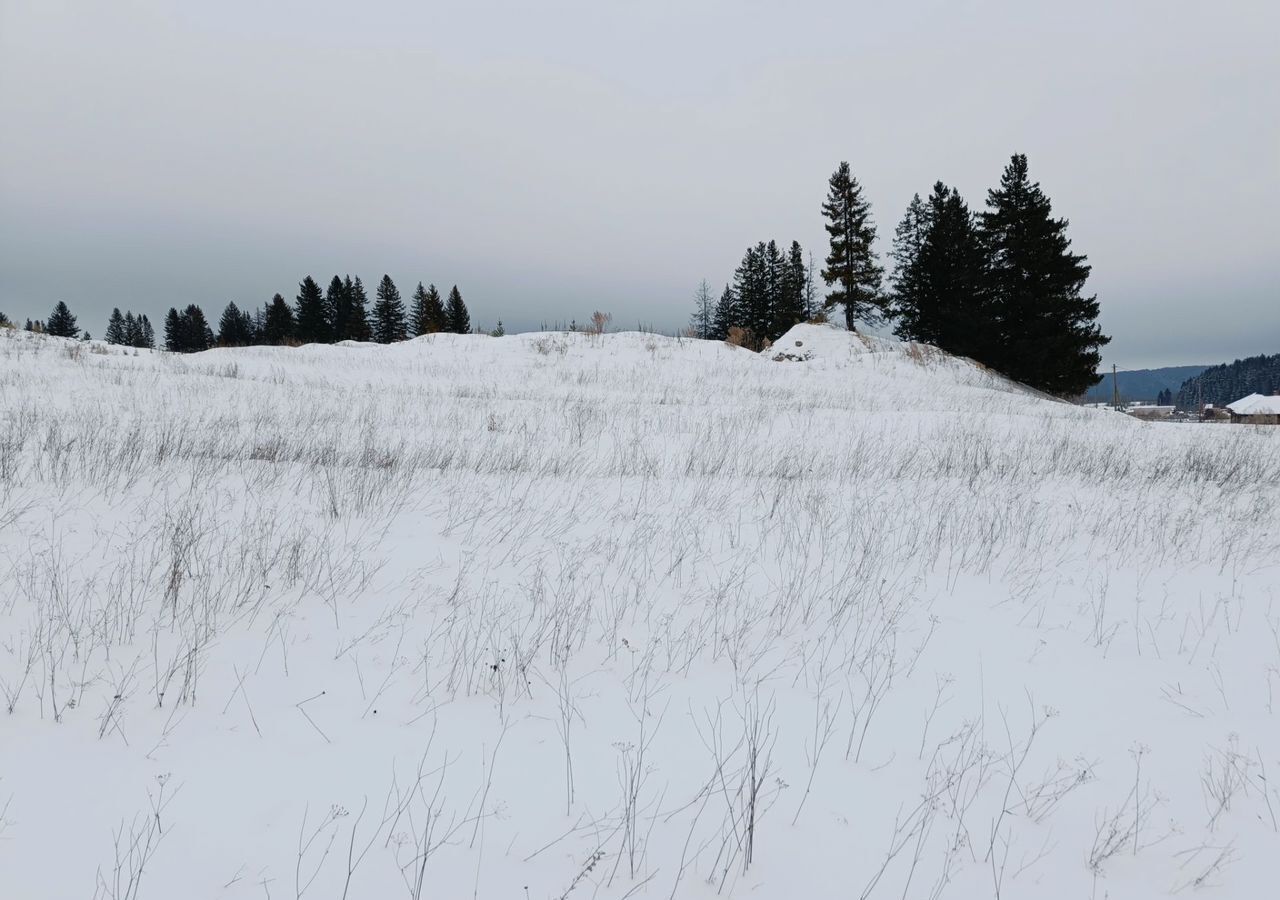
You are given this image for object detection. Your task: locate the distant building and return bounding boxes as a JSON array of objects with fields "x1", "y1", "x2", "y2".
[
  {"x1": 1226, "y1": 393, "x2": 1280, "y2": 425},
  {"x1": 1125, "y1": 404, "x2": 1175, "y2": 420},
  {"x1": 1081, "y1": 401, "x2": 1177, "y2": 419}
]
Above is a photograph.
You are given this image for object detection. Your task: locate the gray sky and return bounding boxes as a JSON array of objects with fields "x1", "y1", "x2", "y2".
[{"x1": 2, "y1": 0, "x2": 1276, "y2": 368}]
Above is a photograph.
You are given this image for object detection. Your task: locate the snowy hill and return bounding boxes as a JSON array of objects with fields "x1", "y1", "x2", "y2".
[{"x1": 2, "y1": 324, "x2": 1279, "y2": 899}]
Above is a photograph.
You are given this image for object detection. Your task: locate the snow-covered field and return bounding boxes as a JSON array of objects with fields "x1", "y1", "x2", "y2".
[{"x1": 2, "y1": 323, "x2": 1278, "y2": 899}]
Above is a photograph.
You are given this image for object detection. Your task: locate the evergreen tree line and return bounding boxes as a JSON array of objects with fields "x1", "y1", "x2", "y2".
[
  {"x1": 691, "y1": 154, "x2": 1110, "y2": 397},
  {"x1": 690, "y1": 241, "x2": 815, "y2": 348},
  {"x1": 195, "y1": 275, "x2": 472, "y2": 352},
  {"x1": 104, "y1": 308, "x2": 157, "y2": 348},
  {"x1": 4, "y1": 275, "x2": 475, "y2": 354},
  {"x1": 1174, "y1": 353, "x2": 1280, "y2": 410},
  {"x1": 1156, "y1": 388, "x2": 1174, "y2": 406},
  {"x1": 164, "y1": 305, "x2": 215, "y2": 353},
  {"x1": 889, "y1": 156, "x2": 1107, "y2": 396}
]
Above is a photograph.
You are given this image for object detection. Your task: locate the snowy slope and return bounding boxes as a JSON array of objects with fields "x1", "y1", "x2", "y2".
[{"x1": 2, "y1": 324, "x2": 1278, "y2": 900}]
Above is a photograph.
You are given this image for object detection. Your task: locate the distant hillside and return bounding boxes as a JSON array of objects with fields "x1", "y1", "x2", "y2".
[
  {"x1": 1083, "y1": 365, "x2": 1207, "y2": 403},
  {"x1": 1174, "y1": 352, "x2": 1280, "y2": 409}
]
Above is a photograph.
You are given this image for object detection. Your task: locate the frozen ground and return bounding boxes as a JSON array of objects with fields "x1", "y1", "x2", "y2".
[{"x1": 1, "y1": 323, "x2": 1278, "y2": 899}]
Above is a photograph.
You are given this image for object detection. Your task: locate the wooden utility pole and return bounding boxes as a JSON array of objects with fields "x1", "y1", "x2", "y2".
[{"x1": 1112, "y1": 363, "x2": 1120, "y2": 410}]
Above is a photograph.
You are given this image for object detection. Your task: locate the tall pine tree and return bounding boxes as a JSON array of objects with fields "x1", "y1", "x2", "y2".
[
  {"x1": 122, "y1": 312, "x2": 154, "y2": 348},
  {"x1": 294, "y1": 276, "x2": 330, "y2": 344},
  {"x1": 137, "y1": 314, "x2": 155, "y2": 349},
  {"x1": 373, "y1": 275, "x2": 407, "y2": 343},
  {"x1": 218, "y1": 301, "x2": 254, "y2": 346},
  {"x1": 262, "y1": 293, "x2": 295, "y2": 344},
  {"x1": 164, "y1": 308, "x2": 183, "y2": 351},
  {"x1": 820, "y1": 162, "x2": 886, "y2": 329},
  {"x1": 45, "y1": 301, "x2": 79, "y2": 338},
  {"x1": 105, "y1": 308, "x2": 127, "y2": 344},
  {"x1": 918, "y1": 183, "x2": 992, "y2": 362},
  {"x1": 760, "y1": 240, "x2": 785, "y2": 342},
  {"x1": 410, "y1": 282, "x2": 435, "y2": 336},
  {"x1": 326, "y1": 276, "x2": 351, "y2": 342},
  {"x1": 979, "y1": 154, "x2": 1108, "y2": 396},
  {"x1": 710, "y1": 284, "x2": 739, "y2": 341},
  {"x1": 345, "y1": 276, "x2": 372, "y2": 342},
  {"x1": 889, "y1": 193, "x2": 929, "y2": 329},
  {"x1": 444, "y1": 286, "x2": 470, "y2": 334},
  {"x1": 183, "y1": 304, "x2": 213, "y2": 351},
  {"x1": 894, "y1": 182, "x2": 993, "y2": 364},
  {"x1": 774, "y1": 241, "x2": 808, "y2": 337},
  {"x1": 733, "y1": 244, "x2": 769, "y2": 348},
  {"x1": 422, "y1": 284, "x2": 446, "y2": 334}
]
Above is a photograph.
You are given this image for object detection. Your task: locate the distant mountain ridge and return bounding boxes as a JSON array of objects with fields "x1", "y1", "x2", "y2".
[
  {"x1": 1083, "y1": 365, "x2": 1208, "y2": 404},
  {"x1": 1173, "y1": 353, "x2": 1280, "y2": 410}
]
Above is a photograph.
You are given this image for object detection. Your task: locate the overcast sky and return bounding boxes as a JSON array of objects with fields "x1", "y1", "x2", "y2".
[{"x1": 1, "y1": 0, "x2": 1276, "y2": 368}]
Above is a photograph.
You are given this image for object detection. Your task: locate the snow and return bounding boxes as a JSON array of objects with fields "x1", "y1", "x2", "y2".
[{"x1": 2, "y1": 324, "x2": 1279, "y2": 899}]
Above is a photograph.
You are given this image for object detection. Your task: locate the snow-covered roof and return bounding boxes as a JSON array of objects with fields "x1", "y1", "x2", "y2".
[{"x1": 1226, "y1": 393, "x2": 1280, "y2": 415}]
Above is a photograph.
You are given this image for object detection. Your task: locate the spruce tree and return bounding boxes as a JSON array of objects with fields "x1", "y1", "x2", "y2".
[
  {"x1": 710, "y1": 284, "x2": 739, "y2": 341},
  {"x1": 373, "y1": 275, "x2": 407, "y2": 343},
  {"x1": 410, "y1": 282, "x2": 433, "y2": 336},
  {"x1": 895, "y1": 183, "x2": 993, "y2": 363},
  {"x1": 138, "y1": 314, "x2": 156, "y2": 349},
  {"x1": 294, "y1": 276, "x2": 330, "y2": 344},
  {"x1": 760, "y1": 240, "x2": 785, "y2": 342},
  {"x1": 979, "y1": 154, "x2": 1109, "y2": 396},
  {"x1": 491, "y1": 320, "x2": 505, "y2": 337},
  {"x1": 732, "y1": 244, "x2": 767, "y2": 348},
  {"x1": 0, "y1": 311, "x2": 11, "y2": 328},
  {"x1": 732, "y1": 244, "x2": 757, "y2": 343},
  {"x1": 262, "y1": 293, "x2": 295, "y2": 344},
  {"x1": 889, "y1": 193, "x2": 929, "y2": 330},
  {"x1": 773, "y1": 242, "x2": 807, "y2": 337},
  {"x1": 45, "y1": 301, "x2": 79, "y2": 338},
  {"x1": 164, "y1": 306, "x2": 212, "y2": 351},
  {"x1": 423, "y1": 284, "x2": 445, "y2": 333},
  {"x1": 820, "y1": 162, "x2": 886, "y2": 329},
  {"x1": 123, "y1": 312, "x2": 139, "y2": 346},
  {"x1": 326, "y1": 276, "x2": 351, "y2": 342},
  {"x1": 920, "y1": 183, "x2": 992, "y2": 362},
  {"x1": 688, "y1": 279, "x2": 715, "y2": 339},
  {"x1": 164, "y1": 307, "x2": 184, "y2": 352},
  {"x1": 346, "y1": 276, "x2": 372, "y2": 342},
  {"x1": 183, "y1": 304, "x2": 214, "y2": 352},
  {"x1": 444, "y1": 286, "x2": 470, "y2": 334},
  {"x1": 105, "y1": 308, "x2": 127, "y2": 344},
  {"x1": 218, "y1": 301, "x2": 254, "y2": 346}
]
